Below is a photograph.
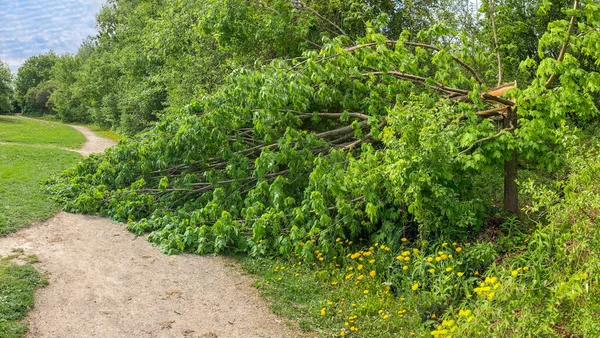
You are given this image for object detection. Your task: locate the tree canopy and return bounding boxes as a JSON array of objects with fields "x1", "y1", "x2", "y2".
[{"x1": 0, "y1": 61, "x2": 13, "y2": 114}]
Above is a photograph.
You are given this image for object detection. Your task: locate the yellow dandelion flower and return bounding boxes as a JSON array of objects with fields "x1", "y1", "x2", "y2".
[
  {"x1": 455, "y1": 247, "x2": 462, "y2": 252},
  {"x1": 427, "y1": 257, "x2": 433, "y2": 262},
  {"x1": 363, "y1": 251, "x2": 372, "y2": 257},
  {"x1": 429, "y1": 268, "x2": 435, "y2": 273},
  {"x1": 370, "y1": 270, "x2": 376, "y2": 277},
  {"x1": 295, "y1": 273, "x2": 300, "y2": 277},
  {"x1": 328, "y1": 301, "x2": 333, "y2": 305},
  {"x1": 396, "y1": 255, "x2": 403, "y2": 261},
  {"x1": 320, "y1": 308, "x2": 326, "y2": 316},
  {"x1": 411, "y1": 283, "x2": 419, "y2": 291},
  {"x1": 442, "y1": 242, "x2": 448, "y2": 247},
  {"x1": 457, "y1": 272, "x2": 464, "y2": 277},
  {"x1": 435, "y1": 257, "x2": 442, "y2": 262},
  {"x1": 511, "y1": 270, "x2": 519, "y2": 277},
  {"x1": 357, "y1": 264, "x2": 363, "y2": 270},
  {"x1": 357, "y1": 274, "x2": 364, "y2": 280},
  {"x1": 383, "y1": 314, "x2": 389, "y2": 319},
  {"x1": 331, "y1": 281, "x2": 338, "y2": 285},
  {"x1": 413, "y1": 248, "x2": 419, "y2": 254},
  {"x1": 446, "y1": 267, "x2": 453, "y2": 272},
  {"x1": 277, "y1": 277, "x2": 282, "y2": 281},
  {"x1": 523, "y1": 266, "x2": 529, "y2": 271},
  {"x1": 401, "y1": 238, "x2": 407, "y2": 242},
  {"x1": 403, "y1": 266, "x2": 409, "y2": 271},
  {"x1": 369, "y1": 259, "x2": 376, "y2": 264},
  {"x1": 345, "y1": 274, "x2": 354, "y2": 280},
  {"x1": 348, "y1": 267, "x2": 353, "y2": 271},
  {"x1": 340, "y1": 330, "x2": 345, "y2": 337},
  {"x1": 363, "y1": 290, "x2": 369, "y2": 294},
  {"x1": 487, "y1": 292, "x2": 495, "y2": 301}
]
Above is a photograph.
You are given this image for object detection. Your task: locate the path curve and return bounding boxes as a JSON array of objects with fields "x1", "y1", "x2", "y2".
[
  {"x1": 68, "y1": 124, "x2": 117, "y2": 157},
  {"x1": 0, "y1": 125, "x2": 304, "y2": 338}
]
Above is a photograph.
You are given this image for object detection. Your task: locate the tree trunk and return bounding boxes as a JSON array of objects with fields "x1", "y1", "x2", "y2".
[{"x1": 503, "y1": 108, "x2": 519, "y2": 214}]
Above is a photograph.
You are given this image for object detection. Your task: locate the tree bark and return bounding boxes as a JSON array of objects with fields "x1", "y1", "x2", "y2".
[{"x1": 503, "y1": 108, "x2": 519, "y2": 214}]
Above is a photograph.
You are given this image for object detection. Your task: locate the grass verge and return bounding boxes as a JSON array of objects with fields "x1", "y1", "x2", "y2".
[
  {"x1": 25, "y1": 115, "x2": 122, "y2": 142},
  {"x1": 0, "y1": 251, "x2": 47, "y2": 338},
  {"x1": 0, "y1": 117, "x2": 85, "y2": 148},
  {"x1": 0, "y1": 145, "x2": 81, "y2": 235}
]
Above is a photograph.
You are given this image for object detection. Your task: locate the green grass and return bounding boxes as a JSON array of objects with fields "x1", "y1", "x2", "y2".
[
  {"x1": 0, "y1": 116, "x2": 86, "y2": 148},
  {"x1": 0, "y1": 144, "x2": 81, "y2": 235},
  {"x1": 27, "y1": 115, "x2": 122, "y2": 142},
  {"x1": 0, "y1": 252, "x2": 47, "y2": 338}
]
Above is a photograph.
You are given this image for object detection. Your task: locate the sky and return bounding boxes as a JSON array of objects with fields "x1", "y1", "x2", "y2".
[{"x1": 0, "y1": 0, "x2": 105, "y2": 73}]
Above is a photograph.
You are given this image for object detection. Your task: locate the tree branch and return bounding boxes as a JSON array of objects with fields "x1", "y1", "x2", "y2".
[
  {"x1": 488, "y1": 0, "x2": 503, "y2": 87},
  {"x1": 300, "y1": 5, "x2": 346, "y2": 36},
  {"x1": 346, "y1": 40, "x2": 483, "y2": 84},
  {"x1": 457, "y1": 122, "x2": 515, "y2": 156},
  {"x1": 363, "y1": 71, "x2": 470, "y2": 95},
  {"x1": 544, "y1": 0, "x2": 579, "y2": 89}
]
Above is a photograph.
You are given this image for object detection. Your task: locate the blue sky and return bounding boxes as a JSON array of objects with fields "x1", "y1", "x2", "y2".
[{"x1": 0, "y1": 0, "x2": 104, "y2": 72}]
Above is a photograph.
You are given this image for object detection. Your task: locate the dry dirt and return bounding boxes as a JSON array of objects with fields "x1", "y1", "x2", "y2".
[{"x1": 0, "y1": 125, "x2": 305, "y2": 338}]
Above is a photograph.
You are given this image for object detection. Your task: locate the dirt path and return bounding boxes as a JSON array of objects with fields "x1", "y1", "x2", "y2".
[
  {"x1": 68, "y1": 124, "x2": 117, "y2": 156},
  {"x1": 0, "y1": 125, "x2": 303, "y2": 338}
]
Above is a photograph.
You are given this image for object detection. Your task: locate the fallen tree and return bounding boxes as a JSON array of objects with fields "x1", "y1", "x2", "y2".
[{"x1": 47, "y1": 0, "x2": 600, "y2": 257}]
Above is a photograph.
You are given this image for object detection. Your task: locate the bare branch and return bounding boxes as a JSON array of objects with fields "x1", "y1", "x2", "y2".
[{"x1": 488, "y1": 0, "x2": 503, "y2": 87}]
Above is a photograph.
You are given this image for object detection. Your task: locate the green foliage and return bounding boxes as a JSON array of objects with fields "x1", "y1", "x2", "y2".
[
  {"x1": 0, "y1": 61, "x2": 14, "y2": 115},
  {"x1": 438, "y1": 146, "x2": 600, "y2": 337},
  {"x1": 14, "y1": 51, "x2": 59, "y2": 115},
  {"x1": 48, "y1": 0, "x2": 600, "y2": 259}
]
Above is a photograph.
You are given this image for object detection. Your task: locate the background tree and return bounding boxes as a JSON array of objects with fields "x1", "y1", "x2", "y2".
[
  {"x1": 15, "y1": 51, "x2": 59, "y2": 115},
  {"x1": 0, "y1": 61, "x2": 14, "y2": 115}
]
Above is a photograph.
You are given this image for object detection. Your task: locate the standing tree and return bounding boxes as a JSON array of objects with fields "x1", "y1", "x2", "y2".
[
  {"x1": 15, "y1": 51, "x2": 59, "y2": 115},
  {"x1": 0, "y1": 61, "x2": 13, "y2": 115}
]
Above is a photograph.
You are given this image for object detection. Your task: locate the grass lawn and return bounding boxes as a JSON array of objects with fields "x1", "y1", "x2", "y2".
[
  {"x1": 0, "y1": 116, "x2": 86, "y2": 148},
  {"x1": 26, "y1": 115, "x2": 122, "y2": 142},
  {"x1": 0, "y1": 144, "x2": 81, "y2": 235},
  {"x1": 0, "y1": 252, "x2": 47, "y2": 338}
]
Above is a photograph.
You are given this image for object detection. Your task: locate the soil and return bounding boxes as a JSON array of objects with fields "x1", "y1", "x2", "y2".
[{"x1": 0, "y1": 124, "x2": 306, "y2": 338}]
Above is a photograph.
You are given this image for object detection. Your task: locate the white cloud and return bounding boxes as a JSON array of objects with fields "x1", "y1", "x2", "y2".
[{"x1": 0, "y1": 0, "x2": 105, "y2": 72}]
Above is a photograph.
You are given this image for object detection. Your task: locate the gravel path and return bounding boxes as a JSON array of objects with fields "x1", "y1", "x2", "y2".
[{"x1": 0, "y1": 125, "x2": 303, "y2": 338}]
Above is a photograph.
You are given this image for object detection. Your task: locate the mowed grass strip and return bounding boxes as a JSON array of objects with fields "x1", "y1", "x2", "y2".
[
  {"x1": 0, "y1": 254, "x2": 47, "y2": 338},
  {"x1": 0, "y1": 145, "x2": 81, "y2": 235},
  {"x1": 0, "y1": 116, "x2": 85, "y2": 148}
]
